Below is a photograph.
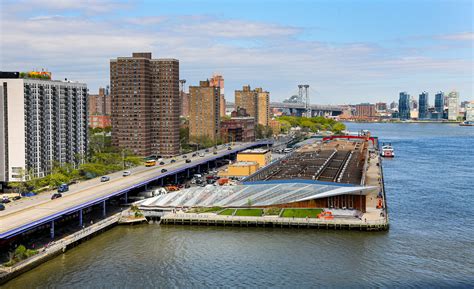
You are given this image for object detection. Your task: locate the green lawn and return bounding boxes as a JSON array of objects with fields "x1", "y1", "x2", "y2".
[
  {"x1": 234, "y1": 208, "x2": 263, "y2": 217},
  {"x1": 219, "y1": 208, "x2": 236, "y2": 216},
  {"x1": 281, "y1": 208, "x2": 323, "y2": 218}
]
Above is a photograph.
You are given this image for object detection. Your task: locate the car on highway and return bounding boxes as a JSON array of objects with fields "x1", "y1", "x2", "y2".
[
  {"x1": 192, "y1": 153, "x2": 197, "y2": 157},
  {"x1": 170, "y1": 159, "x2": 176, "y2": 163},
  {"x1": 58, "y1": 183, "x2": 69, "y2": 193},
  {"x1": 123, "y1": 171, "x2": 131, "y2": 177},
  {"x1": 182, "y1": 155, "x2": 187, "y2": 159},
  {"x1": 205, "y1": 149, "x2": 209, "y2": 152},
  {"x1": 0, "y1": 204, "x2": 5, "y2": 211},
  {"x1": 2, "y1": 197, "x2": 10, "y2": 204},
  {"x1": 13, "y1": 195, "x2": 21, "y2": 201},
  {"x1": 159, "y1": 161, "x2": 165, "y2": 165},
  {"x1": 227, "y1": 147, "x2": 232, "y2": 150},
  {"x1": 101, "y1": 176, "x2": 110, "y2": 182},
  {"x1": 185, "y1": 159, "x2": 191, "y2": 163},
  {"x1": 213, "y1": 151, "x2": 218, "y2": 155},
  {"x1": 199, "y1": 153, "x2": 205, "y2": 157},
  {"x1": 161, "y1": 169, "x2": 168, "y2": 173},
  {"x1": 51, "y1": 193, "x2": 62, "y2": 200}
]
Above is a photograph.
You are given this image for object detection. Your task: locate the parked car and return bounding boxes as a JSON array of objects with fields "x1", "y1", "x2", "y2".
[
  {"x1": 159, "y1": 161, "x2": 165, "y2": 165},
  {"x1": 123, "y1": 171, "x2": 131, "y2": 177},
  {"x1": 101, "y1": 176, "x2": 110, "y2": 182},
  {"x1": 0, "y1": 204, "x2": 5, "y2": 211},
  {"x1": 161, "y1": 169, "x2": 168, "y2": 173},
  {"x1": 13, "y1": 195, "x2": 21, "y2": 201},
  {"x1": 185, "y1": 159, "x2": 191, "y2": 163},
  {"x1": 2, "y1": 197, "x2": 10, "y2": 204},
  {"x1": 51, "y1": 193, "x2": 62, "y2": 200},
  {"x1": 58, "y1": 183, "x2": 69, "y2": 193}
]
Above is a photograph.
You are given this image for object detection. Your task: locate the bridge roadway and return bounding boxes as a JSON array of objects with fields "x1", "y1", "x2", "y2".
[
  {"x1": 226, "y1": 102, "x2": 342, "y2": 112},
  {"x1": 0, "y1": 141, "x2": 270, "y2": 240}
]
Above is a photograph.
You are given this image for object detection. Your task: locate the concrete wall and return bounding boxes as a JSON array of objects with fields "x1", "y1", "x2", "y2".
[{"x1": 3, "y1": 79, "x2": 26, "y2": 181}]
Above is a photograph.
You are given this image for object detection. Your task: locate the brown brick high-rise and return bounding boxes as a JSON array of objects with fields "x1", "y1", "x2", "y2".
[{"x1": 110, "y1": 52, "x2": 180, "y2": 157}]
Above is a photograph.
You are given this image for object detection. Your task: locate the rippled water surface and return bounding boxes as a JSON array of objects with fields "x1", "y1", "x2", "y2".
[{"x1": 5, "y1": 123, "x2": 474, "y2": 288}]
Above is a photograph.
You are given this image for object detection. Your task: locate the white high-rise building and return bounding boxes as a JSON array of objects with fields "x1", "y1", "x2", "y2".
[
  {"x1": 0, "y1": 73, "x2": 88, "y2": 184},
  {"x1": 447, "y1": 91, "x2": 459, "y2": 121},
  {"x1": 465, "y1": 102, "x2": 474, "y2": 122}
]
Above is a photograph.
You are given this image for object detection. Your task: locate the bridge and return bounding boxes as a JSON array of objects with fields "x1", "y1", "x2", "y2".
[
  {"x1": 0, "y1": 140, "x2": 272, "y2": 244},
  {"x1": 226, "y1": 102, "x2": 342, "y2": 117}
]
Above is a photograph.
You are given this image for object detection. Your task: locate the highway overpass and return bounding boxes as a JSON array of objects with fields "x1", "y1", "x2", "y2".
[{"x1": 0, "y1": 140, "x2": 272, "y2": 241}]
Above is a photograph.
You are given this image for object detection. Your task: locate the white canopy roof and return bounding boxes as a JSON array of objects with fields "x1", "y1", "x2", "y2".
[{"x1": 138, "y1": 181, "x2": 375, "y2": 208}]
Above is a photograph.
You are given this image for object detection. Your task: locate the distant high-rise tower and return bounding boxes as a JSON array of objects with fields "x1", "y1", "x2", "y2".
[
  {"x1": 209, "y1": 74, "x2": 225, "y2": 117},
  {"x1": 398, "y1": 92, "x2": 411, "y2": 120},
  {"x1": 188, "y1": 80, "x2": 221, "y2": 142},
  {"x1": 447, "y1": 91, "x2": 459, "y2": 121},
  {"x1": 110, "y1": 52, "x2": 180, "y2": 157},
  {"x1": 434, "y1": 92, "x2": 444, "y2": 113},
  {"x1": 418, "y1": 91, "x2": 429, "y2": 119},
  {"x1": 235, "y1": 85, "x2": 270, "y2": 126}
]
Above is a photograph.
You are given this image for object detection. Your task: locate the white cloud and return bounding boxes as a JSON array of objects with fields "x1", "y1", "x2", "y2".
[
  {"x1": 1, "y1": 3, "x2": 472, "y2": 104},
  {"x1": 438, "y1": 32, "x2": 474, "y2": 41}
]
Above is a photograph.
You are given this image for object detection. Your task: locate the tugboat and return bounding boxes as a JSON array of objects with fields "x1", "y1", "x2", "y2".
[{"x1": 380, "y1": 143, "x2": 395, "y2": 158}]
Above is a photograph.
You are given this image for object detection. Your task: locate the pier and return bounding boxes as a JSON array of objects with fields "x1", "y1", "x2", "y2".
[{"x1": 161, "y1": 213, "x2": 388, "y2": 231}]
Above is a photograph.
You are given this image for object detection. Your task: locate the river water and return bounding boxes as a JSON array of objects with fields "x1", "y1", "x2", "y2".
[{"x1": 4, "y1": 123, "x2": 474, "y2": 288}]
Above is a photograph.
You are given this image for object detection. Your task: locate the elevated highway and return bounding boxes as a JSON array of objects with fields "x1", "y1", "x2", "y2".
[{"x1": 0, "y1": 140, "x2": 271, "y2": 240}]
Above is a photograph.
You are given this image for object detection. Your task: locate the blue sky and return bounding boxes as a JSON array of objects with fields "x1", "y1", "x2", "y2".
[{"x1": 1, "y1": 0, "x2": 472, "y2": 104}]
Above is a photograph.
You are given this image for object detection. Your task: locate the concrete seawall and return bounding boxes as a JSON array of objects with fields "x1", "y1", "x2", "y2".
[{"x1": 0, "y1": 213, "x2": 122, "y2": 285}]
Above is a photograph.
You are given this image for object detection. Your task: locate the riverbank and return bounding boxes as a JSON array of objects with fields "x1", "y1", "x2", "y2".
[{"x1": 0, "y1": 210, "x2": 147, "y2": 285}]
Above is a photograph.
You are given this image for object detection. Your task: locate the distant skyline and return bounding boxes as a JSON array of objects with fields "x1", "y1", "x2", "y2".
[{"x1": 1, "y1": 0, "x2": 473, "y2": 104}]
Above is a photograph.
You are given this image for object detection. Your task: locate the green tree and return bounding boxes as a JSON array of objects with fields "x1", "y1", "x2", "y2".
[{"x1": 331, "y1": 122, "x2": 346, "y2": 134}]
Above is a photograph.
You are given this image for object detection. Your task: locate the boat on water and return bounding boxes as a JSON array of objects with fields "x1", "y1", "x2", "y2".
[
  {"x1": 459, "y1": 121, "x2": 474, "y2": 126},
  {"x1": 380, "y1": 143, "x2": 395, "y2": 158}
]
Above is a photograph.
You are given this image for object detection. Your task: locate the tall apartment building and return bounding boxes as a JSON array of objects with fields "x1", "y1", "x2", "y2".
[
  {"x1": 354, "y1": 103, "x2": 376, "y2": 118},
  {"x1": 89, "y1": 87, "x2": 111, "y2": 115},
  {"x1": 434, "y1": 91, "x2": 445, "y2": 113},
  {"x1": 180, "y1": 91, "x2": 190, "y2": 117},
  {"x1": 189, "y1": 80, "x2": 221, "y2": 142},
  {"x1": 234, "y1": 85, "x2": 270, "y2": 127},
  {"x1": 88, "y1": 87, "x2": 111, "y2": 128},
  {"x1": 209, "y1": 74, "x2": 225, "y2": 118},
  {"x1": 0, "y1": 72, "x2": 88, "y2": 184},
  {"x1": 418, "y1": 91, "x2": 429, "y2": 119},
  {"x1": 110, "y1": 52, "x2": 180, "y2": 157},
  {"x1": 447, "y1": 91, "x2": 459, "y2": 121},
  {"x1": 398, "y1": 92, "x2": 411, "y2": 120}
]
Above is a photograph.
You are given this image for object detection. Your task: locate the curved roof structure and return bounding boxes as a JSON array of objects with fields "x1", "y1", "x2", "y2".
[{"x1": 138, "y1": 180, "x2": 375, "y2": 208}]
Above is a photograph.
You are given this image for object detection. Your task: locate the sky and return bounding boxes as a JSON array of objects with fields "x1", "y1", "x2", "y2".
[{"x1": 0, "y1": 0, "x2": 473, "y2": 104}]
